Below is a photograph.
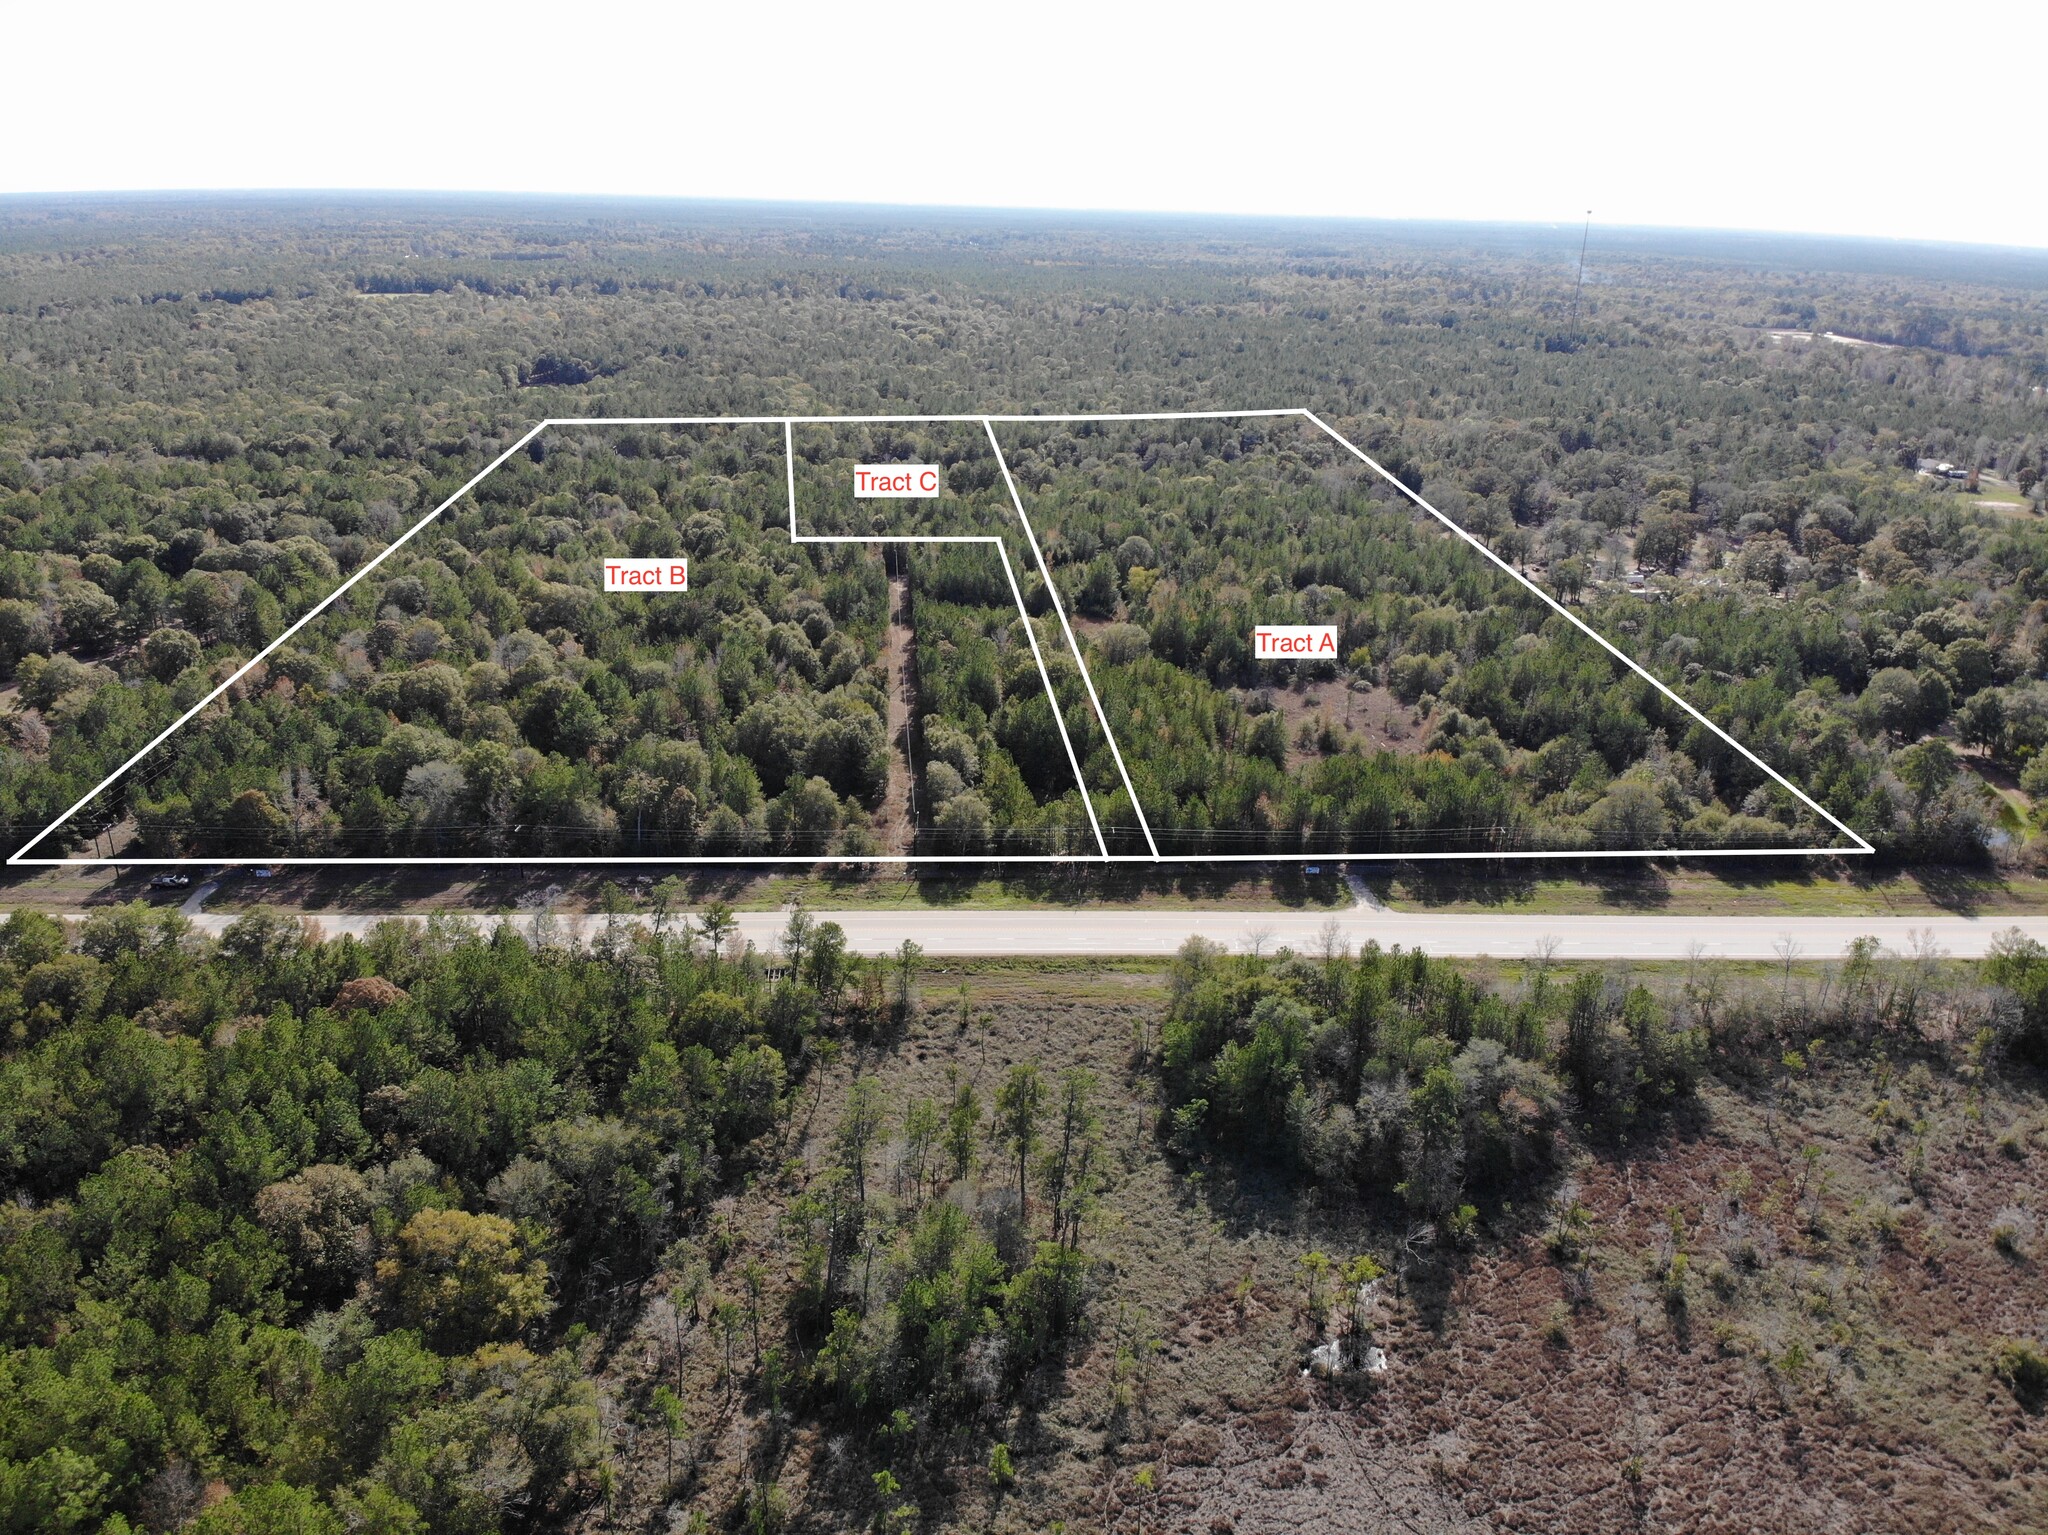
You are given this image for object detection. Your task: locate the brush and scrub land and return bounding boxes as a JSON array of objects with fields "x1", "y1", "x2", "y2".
[{"x1": 5, "y1": 905, "x2": 2048, "y2": 1532}]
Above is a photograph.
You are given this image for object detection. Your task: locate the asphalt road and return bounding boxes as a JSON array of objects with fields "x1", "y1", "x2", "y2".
[{"x1": 83, "y1": 905, "x2": 2048, "y2": 961}]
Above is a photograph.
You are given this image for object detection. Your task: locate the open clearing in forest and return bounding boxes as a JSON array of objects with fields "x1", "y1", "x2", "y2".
[{"x1": 19, "y1": 412, "x2": 1869, "y2": 868}]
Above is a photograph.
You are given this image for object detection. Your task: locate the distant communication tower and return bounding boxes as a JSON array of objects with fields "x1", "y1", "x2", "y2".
[
  {"x1": 1545, "y1": 211, "x2": 1593, "y2": 353},
  {"x1": 1568, "y1": 210, "x2": 1592, "y2": 336}
]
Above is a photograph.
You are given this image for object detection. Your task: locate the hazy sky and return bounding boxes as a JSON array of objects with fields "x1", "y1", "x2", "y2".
[{"x1": 10, "y1": 0, "x2": 2040, "y2": 250}]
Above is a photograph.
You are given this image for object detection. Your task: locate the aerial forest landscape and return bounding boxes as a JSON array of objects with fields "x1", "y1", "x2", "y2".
[{"x1": 1, "y1": 188, "x2": 2046, "y2": 1535}]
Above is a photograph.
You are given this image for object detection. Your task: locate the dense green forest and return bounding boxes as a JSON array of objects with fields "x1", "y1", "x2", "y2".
[
  {"x1": 1003, "y1": 417, "x2": 1841, "y2": 854},
  {"x1": 900, "y1": 545, "x2": 1098, "y2": 855},
  {"x1": 789, "y1": 423, "x2": 1016, "y2": 543},
  {"x1": 0, "y1": 901, "x2": 974, "y2": 1531},
  {"x1": 23, "y1": 422, "x2": 1092, "y2": 860},
  {"x1": 1, "y1": 198, "x2": 2043, "y2": 866}
]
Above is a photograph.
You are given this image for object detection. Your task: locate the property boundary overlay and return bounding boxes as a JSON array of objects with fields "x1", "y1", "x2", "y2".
[{"x1": 11, "y1": 409, "x2": 1875, "y2": 866}]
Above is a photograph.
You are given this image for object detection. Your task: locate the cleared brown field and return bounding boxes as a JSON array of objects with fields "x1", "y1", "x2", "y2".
[{"x1": 573, "y1": 961, "x2": 2048, "y2": 1534}]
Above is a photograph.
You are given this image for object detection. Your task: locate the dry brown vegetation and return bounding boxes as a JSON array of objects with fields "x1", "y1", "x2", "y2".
[
  {"x1": 572, "y1": 959, "x2": 2048, "y2": 1534},
  {"x1": 1263, "y1": 679, "x2": 1423, "y2": 764}
]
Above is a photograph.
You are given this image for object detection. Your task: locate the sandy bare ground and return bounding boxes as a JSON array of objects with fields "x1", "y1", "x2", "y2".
[
  {"x1": 871, "y1": 573, "x2": 918, "y2": 853},
  {"x1": 1266, "y1": 679, "x2": 1420, "y2": 762},
  {"x1": 1764, "y1": 329, "x2": 1900, "y2": 350}
]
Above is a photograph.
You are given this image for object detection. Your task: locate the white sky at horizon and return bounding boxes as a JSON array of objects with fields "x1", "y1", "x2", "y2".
[{"x1": 9, "y1": 0, "x2": 2042, "y2": 252}]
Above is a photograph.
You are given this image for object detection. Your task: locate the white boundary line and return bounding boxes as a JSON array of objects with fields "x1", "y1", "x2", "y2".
[
  {"x1": 985, "y1": 419, "x2": 1160, "y2": 860},
  {"x1": 551, "y1": 411, "x2": 1308, "y2": 426},
  {"x1": 12, "y1": 408, "x2": 1868, "y2": 866},
  {"x1": 20, "y1": 848, "x2": 1859, "y2": 867},
  {"x1": 783, "y1": 420, "x2": 1108, "y2": 860}
]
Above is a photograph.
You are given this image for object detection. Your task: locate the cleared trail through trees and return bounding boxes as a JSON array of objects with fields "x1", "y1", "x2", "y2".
[{"x1": 875, "y1": 571, "x2": 918, "y2": 853}]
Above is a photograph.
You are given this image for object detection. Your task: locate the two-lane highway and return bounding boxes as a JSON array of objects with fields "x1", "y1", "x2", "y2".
[{"x1": 56, "y1": 905, "x2": 2048, "y2": 961}]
